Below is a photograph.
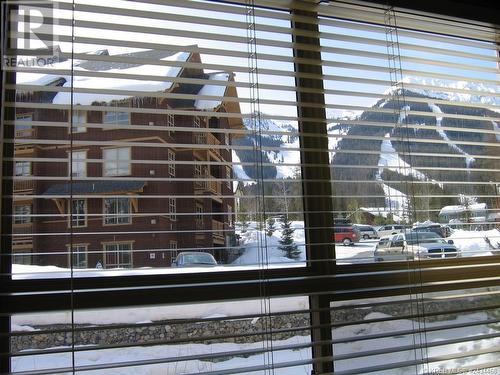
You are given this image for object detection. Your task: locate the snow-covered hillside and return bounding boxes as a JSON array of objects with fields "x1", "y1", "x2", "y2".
[
  {"x1": 232, "y1": 117, "x2": 300, "y2": 181},
  {"x1": 401, "y1": 76, "x2": 500, "y2": 108}
]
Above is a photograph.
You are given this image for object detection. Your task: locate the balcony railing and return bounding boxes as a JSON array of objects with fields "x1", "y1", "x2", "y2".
[
  {"x1": 207, "y1": 180, "x2": 222, "y2": 195},
  {"x1": 15, "y1": 128, "x2": 37, "y2": 139},
  {"x1": 12, "y1": 223, "x2": 34, "y2": 249},
  {"x1": 13, "y1": 179, "x2": 34, "y2": 192},
  {"x1": 212, "y1": 219, "x2": 224, "y2": 241},
  {"x1": 194, "y1": 133, "x2": 221, "y2": 159},
  {"x1": 194, "y1": 176, "x2": 222, "y2": 195}
]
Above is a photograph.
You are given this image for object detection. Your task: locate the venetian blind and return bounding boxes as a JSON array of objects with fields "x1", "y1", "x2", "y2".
[{"x1": 1, "y1": 0, "x2": 499, "y2": 374}]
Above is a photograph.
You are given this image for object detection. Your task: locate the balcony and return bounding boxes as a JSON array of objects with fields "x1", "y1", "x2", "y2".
[
  {"x1": 194, "y1": 133, "x2": 221, "y2": 159},
  {"x1": 194, "y1": 176, "x2": 222, "y2": 198},
  {"x1": 195, "y1": 232, "x2": 206, "y2": 245},
  {"x1": 13, "y1": 179, "x2": 34, "y2": 192},
  {"x1": 15, "y1": 128, "x2": 37, "y2": 139},
  {"x1": 12, "y1": 223, "x2": 33, "y2": 250},
  {"x1": 212, "y1": 219, "x2": 225, "y2": 243}
]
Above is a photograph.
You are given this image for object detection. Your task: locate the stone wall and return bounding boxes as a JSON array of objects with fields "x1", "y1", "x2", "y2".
[{"x1": 11, "y1": 295, "x2": 496, "y2": 353}]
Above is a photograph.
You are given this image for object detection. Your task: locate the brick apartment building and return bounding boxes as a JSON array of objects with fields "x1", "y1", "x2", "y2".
[{"x1": 12, "y1": 48, "x2": 243, "y2": 269}]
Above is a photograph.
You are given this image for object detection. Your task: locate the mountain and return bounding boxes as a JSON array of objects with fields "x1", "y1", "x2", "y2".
[
  {"x1": 231, "y1": 87, "x2": 498, "y2": 222},
  {"x1": 331, "y1": 87, "x2": 499, "y2": 221},
  {"x1": 232, "y1": 117, "x2": 298, "y2": 181}
]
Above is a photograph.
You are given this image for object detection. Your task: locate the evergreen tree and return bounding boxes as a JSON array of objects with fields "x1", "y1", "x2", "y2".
[
  {"x1": 278, "y1": 215, "x2": 301, "y2": 260},
  {"x1": 266, "y1": 217, "x2": 276, "y2": 237},
  {"x1": 237, "y1": 205, "x2": 250, "y2": 233}
]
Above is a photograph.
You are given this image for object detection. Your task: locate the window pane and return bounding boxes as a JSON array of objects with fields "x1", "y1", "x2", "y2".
[
  {"x1": 320, "y1": 16, "x2": 500, "y2": 264},
  {"x1": 103, "y1": 148, "x2": 130, "y2": 176},
  {"x1": 104, "y1": 198, "x2": 131, "y2": 225},
  {"x1": 6, "y1": 0, "x2": 306, "y2": 276}
]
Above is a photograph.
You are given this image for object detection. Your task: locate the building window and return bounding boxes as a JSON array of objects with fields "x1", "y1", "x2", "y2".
[
  {"x1": 15, "y1": 113, "x2": 33, "y2": 137},
  {"x1": 15, "y1": 161, "x2": 31, "y2": 176},
  {"x1": 70, "y1": 150, "x2": 87, "y2": 177},
  {"x1": 103, "y1": 111, "x2": 130, "y2": 125},
  {"x1": 168, "y1": 149, "x2": 175, "y2": 177},
  {"x1": 70, "y1": 199, "x2": 87, "y2": 228},
  {"x1": 14, "y1": 204, "x2": 31, "y2": 224},
  {"x1": 104, "y1": 242, "x2": 132, "y2": 269},
  {"x1": 169, "y1": 240, "x2": 178, "y2": 264},
  {"x1": 168, "y1": 198, "x2": 176, "y2": 221},
  {"x1": 226, "y1": 166, "x2": 231, "y2": 189},
  {"x1": 194, "y1": 164, "x2": 201, "y2": 177},
  {"x1": 228, "y1": 205, "x2": 233, "y2": 227},
  {"x1": 167, "y1": 113, "x2": 174, "y2": 134},
  {"x1": 103, "y1": 147, "x2": 131, "y2": 176},
  {"x1": 71, "y1": 110, "x2": 86, "y2": 133},
  {"x1": 193, "y1": 116, "x2": 201, "y2": 128},
  {"x1": 104, "y1": 198, "x2": 131, "y2": 225},
  {"x1": 208, "y1": 117, "x2": 218, "y2": 128},
  {"x1": 70, "y1": 244, "x2": 88, "y2": 268},
  {"x1": 196, "y1": 203, "x2": 203, "y2": 229}
]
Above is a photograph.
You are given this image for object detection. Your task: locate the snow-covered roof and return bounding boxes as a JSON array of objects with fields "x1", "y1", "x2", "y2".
[
  {"x1": 17, "y1": 49, "x2": 235, "y2": 111},
  {"x1": 194, "y1": 72, "x2": 230, "y2": 110},
  {"x1": 16, "y1": 58, "x2": 75, "y2": 86},
  {"x1": 359, "y1": 207, "x2": 390, "y2": 217},
  {"x1": 51, "y1": 52, "x2": 190, "y2": 105},
  {"x1": 439, "y1": 203, "x2": 487, "y2": 215}
]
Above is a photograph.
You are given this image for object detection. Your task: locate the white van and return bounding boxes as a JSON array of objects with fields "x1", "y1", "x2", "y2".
[{"x1": 375, "y1": 224, "x2": 405, "y2": 238}]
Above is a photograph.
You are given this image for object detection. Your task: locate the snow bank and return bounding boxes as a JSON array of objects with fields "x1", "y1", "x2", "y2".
[
  {"x1": 12, "y1": 312, "x2": 498, "y2": 375},
  {"x1": 450, "y1": 228, "x2": 499, "y2": 257},
  {"x1": 12, "y1": 295, "x2": 309, "y2": 326},
  {"x1": 233, "y1": 221, "x2": 306, "y2": 265}
]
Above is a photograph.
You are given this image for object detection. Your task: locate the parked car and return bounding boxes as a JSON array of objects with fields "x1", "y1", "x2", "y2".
[
  {"x1": 171, "y1": 252, "x2": 218, "y2": 267},
  {"x1": 333, "y1": 226, "x2": 360, "y2": 246},
  {"x1": 375, "y1": 224, "x2": 405, "y2": 238},
  {"x1": 353, "y1": 224, "x2": 379, "y2": 239},
  {"x1": 374, "y1": 231, "x2": 458, "y2": 261},
  {"x1": 412, "y1": 223, "x2": 451, "y2": 238}
]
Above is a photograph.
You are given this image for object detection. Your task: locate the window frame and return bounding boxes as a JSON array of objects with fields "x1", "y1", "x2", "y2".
[
  {"x1": 103, "y1": 197, "x2": 132, "y2": 226},
  {"x1": 2, "y1": 3, "x2": 500, "y2": 375},
  {"x1": 14, "y1": 161, "x2": 30, "y2": 176},
  {"x1": 69, "y1": 198, "x2": 87, "y2": 228},
  {"x1": 70, "y1": 110, "x2": 87, "y2": 133},
  {"x1": 70, "y1": 149, "x2": 87, "y2": 178},
  {"x1": 102, "y1": 147, "x2": 132, "y2": 177},
  {"x1": 103, "y1": 241, "x2": 134, "y2": 269},
  {"x1": 195, "y1": 202, "x2": 203, "y2": 229},
  {"x1": 167, "y1": 149, "x2": 175, "y2": 177},
  {"x1": 68, "y1": 243, "x2": 89, "y2": 269},
  {"x1": 167, "y1": 113, "x2": 175, "y2": 135},
  {"x1": 168, "y1": 197, "x2": 177, "y2": 221},
  {"x1": 103, "y1": 110, "x2": 130, "y2": 126},
  {"x1": 13, "y1": 204, "x2": 31, "y2": 225}
]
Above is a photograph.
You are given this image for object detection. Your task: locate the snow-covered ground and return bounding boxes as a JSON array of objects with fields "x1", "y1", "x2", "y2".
[
  {"x1": 11, "y1": 312, "x2": 499, "y2": 374},
  {"x1": 9, "y1": 224, "x2": 500, "y2": 374},
  {"x1": 450, "y1": 228, "x2": 500, "y2": 257},
  {"x1": 11, "y1": 227, "x2": 499, "y2": 280}
]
